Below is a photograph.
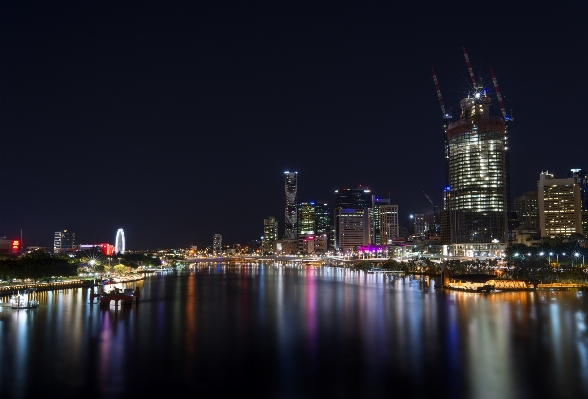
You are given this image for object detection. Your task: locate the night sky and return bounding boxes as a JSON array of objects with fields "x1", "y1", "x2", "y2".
[{"x1": 1, "y1": 2, "x2": 586, "y2": 250}]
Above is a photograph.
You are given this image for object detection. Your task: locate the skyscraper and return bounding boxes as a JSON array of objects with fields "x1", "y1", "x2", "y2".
[
  {"x1": 284, "y1": 172, "x2": 298, "y2": 239},
  {"x1": 334, "y1": 187, "x2": 372, "y2": 250},
  {"x1": 538, "y1": 171, "x2": 582, "y2": 238},
  {"x1": 115, "y1": 228, "x2": 126, "y2": 254},
  {"x1": 514, "y1": 191, "x2": 539, "y2": 228},
  {"x1": 213, "y1": 234, "x2": 222, "y2": 254},
  {"x1": 297, "y1": 202, "x2": 315, "y2": 236},
  {"x1": 369, "y1": 196, "x2": 390, "y2": 244},
  {"x1": 262, "y1": 217, "x2": 278, "y2": 254},
  {"x1": 434, "y1": 50, "x2": 512, "y2": 258},
  {"x1": 380, "y1": 205, "x2": 399, "y2": 244}
]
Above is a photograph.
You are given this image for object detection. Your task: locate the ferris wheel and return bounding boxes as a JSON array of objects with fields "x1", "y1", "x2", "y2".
[{"x1": 115, "y1": 228, "x2": 125, "y2": 254}]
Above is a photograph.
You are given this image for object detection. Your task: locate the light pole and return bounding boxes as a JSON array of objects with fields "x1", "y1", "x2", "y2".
[
  {"x1": 549, "y1": 252, "x2": 553, "y2": 265},
  {"x1": 574, "y1": 252, "x2": 580, "y2": 267}
]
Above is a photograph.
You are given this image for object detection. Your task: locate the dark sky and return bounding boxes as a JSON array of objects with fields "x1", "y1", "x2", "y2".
[{"x1": 1, "y1": 2, "x2": 586, "y2": 250}]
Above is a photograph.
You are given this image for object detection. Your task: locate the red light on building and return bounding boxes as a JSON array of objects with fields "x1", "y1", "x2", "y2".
[{"x1": 11, "y1": 240, "x2": 20, "y2": 254}]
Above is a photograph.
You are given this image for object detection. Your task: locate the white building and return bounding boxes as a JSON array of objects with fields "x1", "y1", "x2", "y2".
[{"x1": 380, "y1": 205, "x2": 399, "y2": 244}]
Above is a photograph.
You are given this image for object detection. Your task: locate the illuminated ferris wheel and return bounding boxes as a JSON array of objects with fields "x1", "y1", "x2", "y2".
[{"x1": 115, "y1": 228, "x2": 125, "y2": 254}]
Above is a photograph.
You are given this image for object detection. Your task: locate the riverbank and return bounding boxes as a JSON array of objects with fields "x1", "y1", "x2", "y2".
[{"x1": 0, "y1": 274, "x2": 145, "y2": 295}]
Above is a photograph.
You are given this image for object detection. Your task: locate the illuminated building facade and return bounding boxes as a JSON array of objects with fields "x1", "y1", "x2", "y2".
[
  {"x1": 334, "y1": 187, "x2": 371, "y2": 250},
  {"x1": 297, "y1": 202, "x2": 315, "y2": 252},
  {"x1": 213, "y1": 234, "x2": 222, "y2": 254},
  {"x1": 538, "y1": 171, "x2": 582, "y2": 237},
  {"x1": 297, "y1": 202, "x2": 315, "y2": 236},
  {"x1": 380, "y1": 205, "x2": 399, "y2": 244},
  {"x1": 284, "y1": 172, "x2": 298, "y2": 239},
  {"x1": 262, "y1": 217, "x2": 278, "y2": 254},
  {"x1": 445, "y1": 91, "x2": 509, "y2": 244},
  {"x1": 369, "y1": 196, "x2": 389, "y2": 244},
  {"x1": 54, "y1": 230, "x2": 76, "y2": 253},
  {"x1": 336, "y1": 208, "x2": 369, "y2": 252},
  {"x1": 314, "y1": 202, "x2": 330, "y2": 235},
  {"x1": 78, "y1": 243, "x2": 115, "y2": 256},
  {"x1": 115, "y1": 228, "x2": 125, "y2": 254}
]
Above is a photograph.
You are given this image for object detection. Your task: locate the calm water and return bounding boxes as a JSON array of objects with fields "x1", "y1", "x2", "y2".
[{"x1": 1, "y1": 264, "x2": 587, "y2": 398}]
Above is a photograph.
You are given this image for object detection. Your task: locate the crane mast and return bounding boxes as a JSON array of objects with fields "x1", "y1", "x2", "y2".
[
  {"x1": 462, "y1": 46, "x2": 477, "y2": 88},
  {"x1": 490, "y1": 67, "x2": 508, "y2": 120}
]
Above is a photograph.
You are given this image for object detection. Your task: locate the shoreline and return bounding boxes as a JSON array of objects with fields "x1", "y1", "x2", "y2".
[{"x1": 0, "y1": 274, "x2": 145, "y2": 296}]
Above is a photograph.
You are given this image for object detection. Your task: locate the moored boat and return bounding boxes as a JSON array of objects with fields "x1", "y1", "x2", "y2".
[{"x1": 11, "y1": 288, "x2": 40, "y2": 309}]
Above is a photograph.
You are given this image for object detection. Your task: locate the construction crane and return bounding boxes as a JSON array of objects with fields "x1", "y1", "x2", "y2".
[
  {"x1": 423, "y1": 191, "x2": 438, "y2": 213},
  {"x1": 490, "y1": 67, "x2": 510, "y2": 121},
  {"x1": 462, "y1": 46, "x2": 477, "y2": 88},
  {"x1": 431, "y1": 64, "x2": 446, "y2": 117}
]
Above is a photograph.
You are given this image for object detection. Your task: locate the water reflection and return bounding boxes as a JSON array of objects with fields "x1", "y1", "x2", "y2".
[{"x1": 0, "y1": 266, "x2": 587, "y2": 398}]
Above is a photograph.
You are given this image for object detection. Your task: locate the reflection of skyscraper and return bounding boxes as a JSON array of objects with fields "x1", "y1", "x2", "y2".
[{"x1": 284, "y1": 172, "x2": 298, "y2": 239}]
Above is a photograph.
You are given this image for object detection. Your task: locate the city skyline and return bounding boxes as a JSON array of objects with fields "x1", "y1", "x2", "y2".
[{"x1": 1, "y1": 2, "x2": 586, "y2": 249}]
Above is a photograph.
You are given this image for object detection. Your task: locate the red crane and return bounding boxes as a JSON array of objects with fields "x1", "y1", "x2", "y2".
[
  {"x1": 431, "y1": 64, "x2": 446, "y2": 117},
  {"x1": 462, "y1": 46, "x2": 477, "y2": 88},
  {"x1": 490, "y1": 67, "x2": 507, "y2": 120}
]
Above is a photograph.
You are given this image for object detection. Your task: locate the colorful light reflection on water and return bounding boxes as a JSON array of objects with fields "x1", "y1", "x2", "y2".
[{"x1": 0, "y1": 265, "x2": 587, "y2": 398}]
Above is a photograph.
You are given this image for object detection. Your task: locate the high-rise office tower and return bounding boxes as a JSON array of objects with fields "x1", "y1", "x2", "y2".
[
  {"x1": 413, "y1": 214, "x2": 425, "y2": 236},
  {"x1": 571, "y1": 169, "x2": 588, "y2": 235},
  {"x1": 54, "y1": 230, "x2": 76, "y2": 253},
  {"x1": 284, "y1": 172, "x2": 298, "y2": 239},
  {"x1": 334, "y1": 187, "x2": 372, "y2": 250},
  {"x1": 514, "y1": 191, "x2": 539, "y2": 228},
  {"x1": 297, "y1": 202, "x2": 315, "y2": 236},
  {"x1": 115, "y1": 228, "x2": 126, "y2": 254},
  {"x1": 538, "y1": 172, "x2": 582, "y2": 237},
  {"x1": 314, "y1": 202, "x2": 331, "y2": 235},
  {"x1": 380, "y1": 205, "x2": 399, "y2": 244},
  {"x1": 213, "y1": 234, "x2": 222, "y2": 254},
  {"x1": 434, "y1": 50, "x2": 511, "y2": 247},
  {"x1": 262, "y1": 217, "x2": 278, "y2": 254},
  {"x1": 369, "y1": 196, "x2": 390, "y2": 244},
  {"x1": 297, "y1": 202, "x2": 315, "y2": 253},
  {"x1": 336, "y1": 208, "x2": 369, "y2": 252}
]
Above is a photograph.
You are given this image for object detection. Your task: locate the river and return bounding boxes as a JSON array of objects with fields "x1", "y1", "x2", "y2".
[{"x1": 1, "y1": 263, "x2": 587, "y2": 398}]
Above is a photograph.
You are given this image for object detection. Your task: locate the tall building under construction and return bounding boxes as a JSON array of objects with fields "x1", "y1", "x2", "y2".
[{"x1": 433, "y1": 48, "x2": 511, "y2": 257}]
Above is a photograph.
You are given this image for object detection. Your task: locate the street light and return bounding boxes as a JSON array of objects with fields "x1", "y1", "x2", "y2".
[{"x1": 574, "y1": 252, "x2": 580, "y2": 267}]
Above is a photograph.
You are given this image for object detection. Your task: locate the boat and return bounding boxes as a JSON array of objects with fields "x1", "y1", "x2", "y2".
[
  {"x1": 91, "y1": 284, "x2": 141, "y2": 306},
  {"x1": 11, "y1": 288, "x2": 40, "y2": 309}
]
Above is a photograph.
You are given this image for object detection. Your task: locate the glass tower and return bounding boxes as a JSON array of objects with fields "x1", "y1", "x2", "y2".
[
  {"x1": 284, "y1": 172, "x2": 298, "y2": 239},
  {"x1": 446, "y1": 91, "x2": 508, "y2": 244}
]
